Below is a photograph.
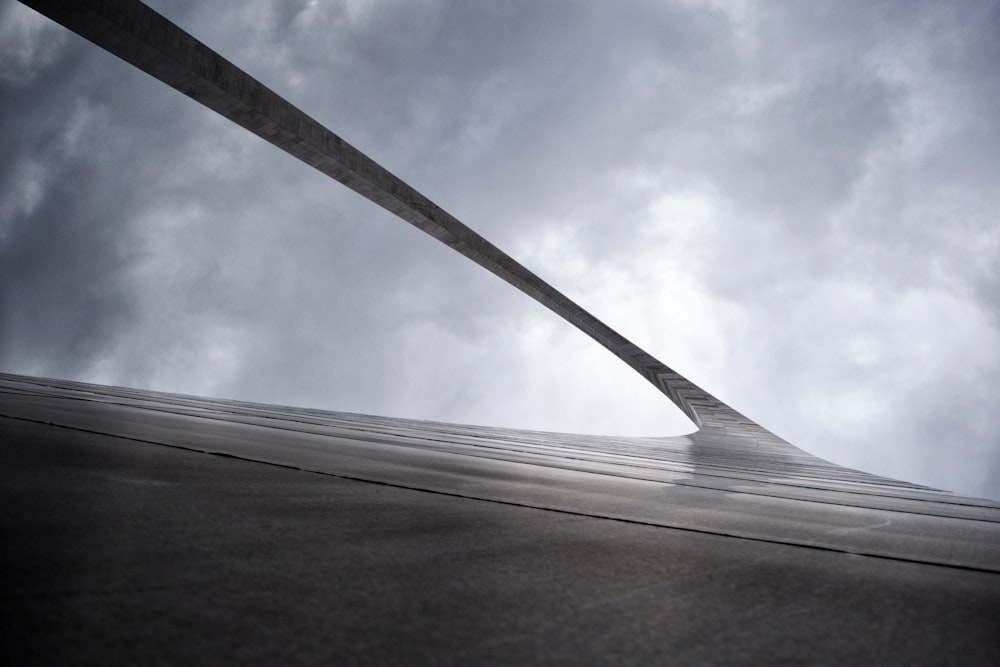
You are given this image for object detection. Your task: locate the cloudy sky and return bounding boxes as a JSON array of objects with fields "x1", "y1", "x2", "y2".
[{"x1": 2, "y1": 0, "x2": 998, "y2": 499}]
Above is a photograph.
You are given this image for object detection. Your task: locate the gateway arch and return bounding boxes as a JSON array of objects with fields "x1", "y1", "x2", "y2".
[{"x1": 3, "y1": 1, "x2": 999, "y2": 663}]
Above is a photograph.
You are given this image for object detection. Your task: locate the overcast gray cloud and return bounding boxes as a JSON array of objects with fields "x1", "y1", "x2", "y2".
[{"x1": 1, "y1": 0, "x2": 998, "y2": 499}]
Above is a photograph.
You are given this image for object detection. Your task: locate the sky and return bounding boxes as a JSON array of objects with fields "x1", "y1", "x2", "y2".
[{"x1": 1, "y1": 0, "x2": 998, "y2": 500}]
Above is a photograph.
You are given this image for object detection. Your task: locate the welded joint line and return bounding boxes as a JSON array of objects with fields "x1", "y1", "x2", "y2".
[
  {"x1": 3, "y1": 381, "x2": 945, "y2": 493},
  {"x1": 2, "y1": 393, "x2": 994, "y2": 521},
  {"x1": 1, "y1": 400, "x2": 995, "y2": 523},
  {"x1": 3, "y1": 411, "x2": 999, "y2": 574},
  {"x1": 0, "y1": 379, "x2": 958, "y2": 498},
  {"x1": 0, "y1": 385, "x2": 967, "y2": 506}
]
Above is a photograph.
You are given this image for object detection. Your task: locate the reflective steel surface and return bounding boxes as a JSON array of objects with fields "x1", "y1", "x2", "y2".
[
  {"x1": 4, "y1": 374, "x2": 999, "y2": 572},
  {"x1": 3, "y1": 374, "x2": 1000, "y2": 664}
]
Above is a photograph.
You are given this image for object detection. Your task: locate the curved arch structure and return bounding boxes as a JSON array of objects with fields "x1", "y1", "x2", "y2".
[
  {"x1": 18, "y1": 0, "x2": 745, "y2": 433},
  {"x1": 15, "y1": 0, "x2": 878, "y2": 488},
  {"x1": 6, "y1": 1, "x2": 1000, "y2": 663}
]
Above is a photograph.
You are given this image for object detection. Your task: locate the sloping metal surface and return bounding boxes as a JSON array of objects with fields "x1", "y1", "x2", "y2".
[
  {"x1": 3, "y1": 373, "x2": 1000, "y2": 664},
  {"x1": 4, "y1": 373, "x2": 998, "y2": 571}
]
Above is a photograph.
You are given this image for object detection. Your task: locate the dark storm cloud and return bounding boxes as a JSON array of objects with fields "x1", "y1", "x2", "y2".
[
  {"x1": 0, "y1": 33, "x2": 139, "y2": 378},
  {"x1": 1, "y1": 0, "x2": 997, "y2": 498}
]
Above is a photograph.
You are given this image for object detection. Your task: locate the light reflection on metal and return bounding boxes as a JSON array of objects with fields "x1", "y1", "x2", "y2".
[{"x1": 3, "y1": 372, "x2": 1000, "y2": 572}]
